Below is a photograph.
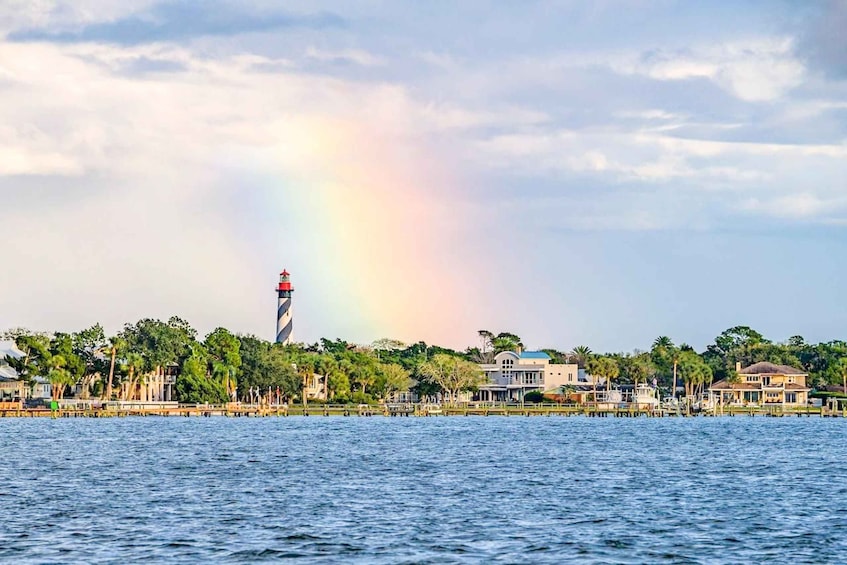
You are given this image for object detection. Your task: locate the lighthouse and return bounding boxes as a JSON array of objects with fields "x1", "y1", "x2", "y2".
[{"x1": 276, "y1": 269, "x2": 294, "y2": 345}]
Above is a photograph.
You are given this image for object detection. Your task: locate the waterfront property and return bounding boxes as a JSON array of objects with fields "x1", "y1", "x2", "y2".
[
  {"x1": 709, "y1": 361, "x2": 810, "y2": 406},
  {"x1": 119, "y1": 366, "x2": 178, "y2": 402},
  {"x1": 0, "y1": 341, "x2": 26, "y2": 401},
  {"x1": 304, "y1": 373, "x2": 328, "y2": 401},
  {"x1": 475, "y1": 351, "x2": 588, "y2": 402}
]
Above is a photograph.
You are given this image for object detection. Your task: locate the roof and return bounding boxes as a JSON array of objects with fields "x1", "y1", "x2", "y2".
[
  {"x1": 710, "y1": 379, "x2": 810, "y2": 391},
  {"x1": 738, "y1": 362, "x2": 807, "y2": 376},
  {"x1": 710, "y1": 380, "x2": 759, "y2": 390},
  {"x1": 280, "y1": 269, "x2": 290, "y2": 276},
  {"x1": 519, "y1": 351, "x2": 551, "y2": 360},
  {"x1": 0, "y1": 341, "x2": 25, "y2": 361},
  {"x1": 0, "y1": 365, "x2": 19, "y2": 381}
]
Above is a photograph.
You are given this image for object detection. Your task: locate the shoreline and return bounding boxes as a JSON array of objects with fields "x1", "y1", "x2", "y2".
[{"x1": 1, "y1": 404, "x2": 844, "y2": 419}]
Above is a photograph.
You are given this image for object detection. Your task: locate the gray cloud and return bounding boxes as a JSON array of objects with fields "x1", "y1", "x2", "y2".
[
  {"x1": 796, "y1": 0, "x2": 847, "y2": 78},
  {"x1": 7, "y1": 1, "x2": 344, "y2": 44}
]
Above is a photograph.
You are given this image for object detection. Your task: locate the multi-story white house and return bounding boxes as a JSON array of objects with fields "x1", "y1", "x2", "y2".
[{"x1": 476, "y1": 351, "x2": 585, "y2": 402}]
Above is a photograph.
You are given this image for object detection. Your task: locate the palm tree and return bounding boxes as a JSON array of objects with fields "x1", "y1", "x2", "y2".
[
  {"x1": 46, "y1": 354, "x2": 73, "y2": 400},
  {"x1": 122, "y1": 352, "x2": 144, "y2": 401},
  {"x1": 570, "y1": 346, "x2": 593, "y2": 368},
  {"x1": 102, "y1": 336, "x2": 125, "y2": 401},
  {"x1": 587, "y1": 356, "x2": 618, "y2": 404},
  {"x1": 652, "y1": 336, "x2": 679, "y2": 398}
]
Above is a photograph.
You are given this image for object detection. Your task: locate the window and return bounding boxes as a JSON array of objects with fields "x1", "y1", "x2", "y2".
[
  {"x1": 746, "y1": 376, "x2": 759, "y2": 383},
  {"x1": 785, "y1": 393, "x2": 797, "y2": 403},
  {"x1": 787, "y1": 376, "x2": 795, "y2": 384}
]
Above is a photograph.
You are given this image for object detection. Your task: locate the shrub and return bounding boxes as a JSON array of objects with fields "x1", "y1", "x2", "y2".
[
  {"x1": 523, "y1": 391, "x2": 545, "y2": 403},
  {"x1": 350, "y1": 391, "x2": 375, "y2": 405}
]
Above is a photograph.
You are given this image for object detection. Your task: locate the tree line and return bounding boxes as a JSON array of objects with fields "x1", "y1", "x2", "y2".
[{"x1": 3, "y1": 322, "x2": 846, "y2": 404}]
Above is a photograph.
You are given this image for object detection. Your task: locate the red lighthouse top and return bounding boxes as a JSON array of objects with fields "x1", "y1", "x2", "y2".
[{"x1": 278, "y1": 269, "x2": 293, "y2": 292}]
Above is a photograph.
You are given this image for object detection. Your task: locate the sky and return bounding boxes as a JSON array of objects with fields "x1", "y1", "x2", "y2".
[{"x1": 1, "y1": 0, "x2": 845, "y2": 352}]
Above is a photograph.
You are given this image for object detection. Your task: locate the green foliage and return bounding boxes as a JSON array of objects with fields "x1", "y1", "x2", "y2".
[
  {"x1": 523, "y1": 391, "x2": 545, "y2": 403},
  {"x1": 570, "y1": 346, "x2": 593, "y2": 368},
  {"x1": 587, "y1": 356, "x2": 619, "y2": 383},
  {"x1": 175, "y1": 355, "x2": 229, "y2": 404},
  {"x1": 419, "y1": 353, "x2": 484, "y2": 403},
  {"x1": 7, "y1": 321, "x2": 847, "y2": 406}
]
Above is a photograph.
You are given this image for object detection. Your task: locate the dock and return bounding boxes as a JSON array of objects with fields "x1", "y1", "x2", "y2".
[{"x1": 0, "y1": 402, "x2": 843, "y2": 419}]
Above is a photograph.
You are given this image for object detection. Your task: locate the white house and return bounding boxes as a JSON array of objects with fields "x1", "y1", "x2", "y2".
[
  {"x1": 0, "y1": 341, "x2": 27, "y2": 401},
  {"x1": 476, "y1": 351, "x2": 585, "y2": 402}
]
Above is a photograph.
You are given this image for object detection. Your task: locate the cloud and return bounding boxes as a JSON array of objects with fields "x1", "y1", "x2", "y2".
[
  {"x1": 304, "y1": 47, "x2": 383, "y2": 67},
  {"x1": 7, "y1": 1, "x2": 344, "y2": 44},
  {"x1": 741, "y1": 193, "x2": 847, "y2": 220},
  {"x1": 797, "y1": 0, "x2": 847, "y2": 79},
  {"x1": 612, "y1": 39, "x2": 807, "y2": 102}
]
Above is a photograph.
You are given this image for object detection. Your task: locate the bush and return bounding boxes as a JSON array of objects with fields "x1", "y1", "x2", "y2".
[
  {"x1": 175, "y1": 372, "x2": 229, "y2": 404},
  {"x1": 350, "y1": 391, "x2": 375, "y2": 405},
  {"x1": 523, "y1": 391, "x2": 546, "y2": 403},
  {"x1": 810, "y1": 391, "x2": 847, "y2": 399}
]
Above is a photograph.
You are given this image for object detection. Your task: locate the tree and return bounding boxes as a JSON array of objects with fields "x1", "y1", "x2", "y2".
[
  {"x1": 705, "y1": 326, "x2": 768, "y2": 380},
  {"x1": 380, "y1": 363, "x2": 413, "y2": 399},
  {"x1": 121, "y1": 352, "x2": 144, "y2": 400},
  {"x1": 630, "y1": 353, "x2": 655, "y2": 389},
  {"x1": 678, "y1": 351, "x2": 712, "y2": 400},
  {"x1": 372, "y1": 338, "x2": 406, "y2": 361},
  {"x1": 475, "y1": 330, "x2": 495, "y2": 363},
  {"x1": 570, "y1": 346, "x2": 593, "y2": 368},
  {"x1": 7, "y1": 333, "x2": 51, "y2": 388},
  {"x1": 492, "y1": 332, "x2": 523, "y2": 354},
  {"x1": 72, "y1": 324, "x2": 107, "y2": 399},
  {"x1": 419, "y1": 354, "x2": 484, "y2": 404},
  {"x1": 103, "y1": 336, "x2": 125, "y2": 401},
  {"x1": 205, "y1": 328, "x2": 241, "y2": 401},
  {"x1": 651, "y1": 336, "x2": 679, "y2": 396},
  {"x1": 587, "y1": 356, "x2": 619, "y2": 403},
  {"x1": 175, "y1": 353, "x2": 228, "y2": 404}
]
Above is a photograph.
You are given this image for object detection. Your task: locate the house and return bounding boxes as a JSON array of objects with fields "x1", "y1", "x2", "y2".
[
  {"x1": 304, "y1": 373, "x2": 328, "y2": 401},
  {"x1": 475, "y1": 351, "x2": 585, "y2": 402},
  {"x1": 0, "y1": 341, "x2": 26, "y2": 401},
  {"x1": 709, "y1": 361, "x2": 810, "y2": 406}
]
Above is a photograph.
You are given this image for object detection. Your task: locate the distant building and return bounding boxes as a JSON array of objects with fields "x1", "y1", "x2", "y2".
[
  {"x1": 709, "y1": 362, "x2": 810, "y2": 406},
  {"x1": 304, "y1": 373, "x2": 327, "y2": 401},
  {"x1": 0, "y1": 341, "x2": 26, "y2": 401},
  {"x1": 476, "y1": 351, "x2": 586, "y2": 402}
]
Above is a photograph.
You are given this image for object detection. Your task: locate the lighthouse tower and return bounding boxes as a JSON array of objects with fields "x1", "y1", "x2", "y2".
[{"x1": 276, "y1": 269, "x2": 294, "y2": 345}]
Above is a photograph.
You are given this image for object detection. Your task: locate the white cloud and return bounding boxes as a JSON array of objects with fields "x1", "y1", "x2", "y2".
[
  {"x1": 611, "y1": 38, "x2": 806, "y2": 102},
  {"x1": 741, "y1": 193, "x2": 847, "y2": 220}
]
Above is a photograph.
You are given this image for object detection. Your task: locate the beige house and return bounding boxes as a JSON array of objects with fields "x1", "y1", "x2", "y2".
[
  {"x1": 476, "y1": 351, "x2": 583, "y2": 402},
  {"x1": 710, "y1": 362, "x2": 810, "y2": 406},
  {"x1": 304, "y1": 373, "x2": 328, "y2": 401}
]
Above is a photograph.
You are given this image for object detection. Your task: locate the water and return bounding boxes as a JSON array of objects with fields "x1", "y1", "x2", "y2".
[{"x1": 1, "y1": 417, "x2": 846, "y2": 563}]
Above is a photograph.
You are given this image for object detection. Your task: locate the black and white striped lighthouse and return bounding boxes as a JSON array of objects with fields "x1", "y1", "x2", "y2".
[{"x1": 275, "y1": 269, "x2": 294, "y2": 345}]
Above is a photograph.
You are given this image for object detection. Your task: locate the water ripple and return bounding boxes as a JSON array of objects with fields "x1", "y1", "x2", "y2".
[{"x1": 1, "y1": 417, "x2": 846, "y2": 563}]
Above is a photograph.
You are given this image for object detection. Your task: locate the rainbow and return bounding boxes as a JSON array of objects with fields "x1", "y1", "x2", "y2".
[{"x1": 252, "y1": 116, "x2": 479, "y2": 347}]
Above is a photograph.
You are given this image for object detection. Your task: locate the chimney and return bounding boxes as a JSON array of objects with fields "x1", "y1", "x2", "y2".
[{"x1": 735, "y1": 361, "x2": 742, "y2": 372}]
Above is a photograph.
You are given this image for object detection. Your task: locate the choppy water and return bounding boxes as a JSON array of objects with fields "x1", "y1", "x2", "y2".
[{"x1": 1, "y1": 417, "x2": 846, "y2": 563}]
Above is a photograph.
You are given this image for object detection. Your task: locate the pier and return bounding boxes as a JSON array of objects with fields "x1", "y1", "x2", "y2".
[{"x1": 0, "y1": 402, "x2": 844, "y2": 419}]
